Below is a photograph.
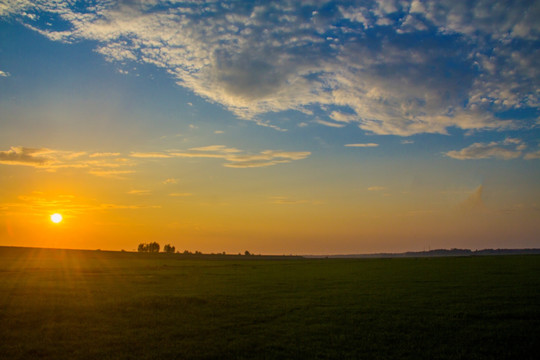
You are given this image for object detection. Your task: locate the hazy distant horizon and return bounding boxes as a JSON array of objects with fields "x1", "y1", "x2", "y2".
[{"x1": 2, "y1": 245, "x2": 540, "y2": 260}]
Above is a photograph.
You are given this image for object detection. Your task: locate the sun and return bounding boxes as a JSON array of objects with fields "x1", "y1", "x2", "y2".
[{"x1": 50, "y1": 213, "x2": 63, "y2": 224}]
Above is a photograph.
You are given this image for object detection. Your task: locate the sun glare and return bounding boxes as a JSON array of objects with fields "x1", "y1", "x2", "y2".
[{"x1": 50, "y1": 213, "x2": 63, "y2": 224}]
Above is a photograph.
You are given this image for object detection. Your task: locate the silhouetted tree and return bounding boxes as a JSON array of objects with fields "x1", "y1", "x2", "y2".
[
  {"x1": 148, "y1": 242, "x2": 160, "y2": 253},
  {"x1": 138, "y1": 242, "x2": 160, "y2": 253},
  {"x1": 183, "y1": 250, "x2": 192, "y2": 255},
  {"x1": 138, "y1": 243, "x2": 148, "y2": 252},
  {"x1": 163, "y1": 244, "x2": 175, "y2": 253},
  {"x1": 244, "y1": 250, "x2": 251, "y2": 256}
]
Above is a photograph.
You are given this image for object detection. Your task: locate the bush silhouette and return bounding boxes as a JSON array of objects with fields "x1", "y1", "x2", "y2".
[
  {"x1": 137, "y1": 243, "x2": 148, "y2": 252},
  {"x1": 163, "y1": 244, "x2": 175, "y2": 253}
]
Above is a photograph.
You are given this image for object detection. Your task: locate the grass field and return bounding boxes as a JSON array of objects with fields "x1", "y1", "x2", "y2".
[{"x1": 1, "y1": 246, "x2": 539, "y2": 359}]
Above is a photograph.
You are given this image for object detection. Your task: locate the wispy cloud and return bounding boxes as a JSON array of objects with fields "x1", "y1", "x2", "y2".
[
  {"x1": 0, "y1": 70, "x2": 10, "y2": 77},
  {"x1": 345, "y1": 143, "x2": 379, "y2": 148},
  {"x1": 189, "y1": 145, "x2": 241, "y2": 153},
  {"x1": 3, "y1": 1, "x2": 537, "y2": 135},
  {"x1": 315, "y1": 119, "x2": 346, "y2": 128},
  {"x1": 329, "y1": 112, "x2": 357, "y2": 124},
  {"x1": 130, "y1": 152, "x2": 173, "y2": 158},
  {"x1": 446, "y1": 138, "x2": 525, "y2": 160},
  {"x1": 87, "y1": 170, "x2": 135, "y2": 179},
  {"x1": 98, "y1": 203, "x2": 161, "y2": 210},
  {"x1": 367, "y1": 186, "x2": 385, "y2": 191},
  {"x1": 169, "y1": 193, "x2": 192, "y2": 197},
  {"x1": 63, "y1": 151, "x2": 87, "y2": 159},
  {"x1": 169, "y1": 146, "x2": 311, "y2": 168},
  {"x1": 0, "y1": 146, "x2": 135, "y2": 177},
  {"x1": 0, "y1": 146, "x2": 53, "y2": 166},
  {"x1": 127, "y1": 189, "x2": 150, "y2": 196},
  {"x1": 524, "y1": 150, "x2": 540, "y2": 160},
  {"x1": 1, "y1": 143, "x2": 309, "y2": 178},
  {"x1": 89, "y1": 152, "x2": 121, "y2": 158}
]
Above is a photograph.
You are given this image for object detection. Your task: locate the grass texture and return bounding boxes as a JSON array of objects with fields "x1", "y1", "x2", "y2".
[{"x1": 1, "y1": 246, "x2": 539, "y2": 359}]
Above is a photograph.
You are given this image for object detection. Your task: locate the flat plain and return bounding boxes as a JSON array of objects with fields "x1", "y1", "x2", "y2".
[{"x1": 0, "y1": 246, "x2": 539, "y2": 359}]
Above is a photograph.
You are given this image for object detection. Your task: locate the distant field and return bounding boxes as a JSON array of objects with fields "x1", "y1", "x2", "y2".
[{"x1": 1, "y1": 247, "x2": 539, "y2": 359}]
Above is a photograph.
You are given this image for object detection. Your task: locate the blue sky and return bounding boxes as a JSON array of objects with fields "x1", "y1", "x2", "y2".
[{"x1": 0, "y1": 1, "x2": 539, "y2": 253}]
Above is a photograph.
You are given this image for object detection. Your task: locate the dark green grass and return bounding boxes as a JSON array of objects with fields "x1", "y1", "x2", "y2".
[{"x1": 1, "y1": 247, "x2": 539, "y2": 359}]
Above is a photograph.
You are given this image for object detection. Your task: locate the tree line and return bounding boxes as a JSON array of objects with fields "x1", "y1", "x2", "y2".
[
  {"x1": 137, "y1": 242, "x2": 252, "y2": 256},
  {"x1": 137, "y1": 242, "x2": 175, "y2": 253}
]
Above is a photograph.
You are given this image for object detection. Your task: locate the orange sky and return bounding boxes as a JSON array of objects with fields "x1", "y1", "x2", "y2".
[{"x1": 1, "y1": 1, "x2": 539, "y2": 254}]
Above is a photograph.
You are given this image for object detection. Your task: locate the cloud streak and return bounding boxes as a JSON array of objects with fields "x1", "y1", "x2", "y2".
[
  {"x1": 446, "y1": 138, "x2": 528, "y2": 160},
  {"x1": 89, "y1": 152, "x2": 121, "y2": 158},
  {"x1": 0, "y1": 146, "x2": 135, "y2": 177},
  {"x1": 345, "y1": 143, "x2": 379, "y2": 148},
  {"x1": 2, "y1": 1, "x2": 537, "y2": 136},
  {"x1": 169, "y1": 146, "x2": 311, "y2": 168},
  {"x1": 0, "y1": 147, "x2": 54, "y2": 166},
  {"x1": 0, "y1": 143, "x2": 310, "y2": 176},
  {"x1": 524, "y1": 150, "x2": 540, "y2": 160},
  {"x1": 130, "y1": 152, "x2": 173, "y2": 158}
]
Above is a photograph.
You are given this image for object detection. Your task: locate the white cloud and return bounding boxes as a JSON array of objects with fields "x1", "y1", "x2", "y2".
[
  {"x1": 2, "y1": 1, "x2": 538, "y2": 136},
  {"x1": 446, "y1": 139, "x2": 525, "y2": 160},
  {"x1": 0, "y1": 70, "x2": 10, "y2": 77},
  {"x1": 345, "y1": 143, "x2": 379, "y2": 148},
  {"x1": 524, "y1": 150, "x2": 540, "y2": 160},
  {"x1": 419, "y1": 0, "x2": 540, "y2": 41},
  {"x1": 315, "y1": 119, "x2": 346, "y2": 128},
  {"x1": 329, "y1": 111, "x2": 357, "y2": 123},
  {"x1": 171, "y1": 146, "x2": 310, "y2": 168},
  {"x1": 131, "y1": 145, "x2": 310, "y2": 168}
]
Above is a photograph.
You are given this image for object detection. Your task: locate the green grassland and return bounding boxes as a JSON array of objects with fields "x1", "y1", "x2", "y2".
[{"x1": 1, "y1": 247, "x2": 539, "y2": 359}]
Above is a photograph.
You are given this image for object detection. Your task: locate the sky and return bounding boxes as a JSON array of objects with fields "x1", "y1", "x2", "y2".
[{"x1": 0, "y1": 0, "x2": 539, "y2": 254}]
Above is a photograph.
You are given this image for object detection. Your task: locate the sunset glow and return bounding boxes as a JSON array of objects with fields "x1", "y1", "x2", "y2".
[{"x1": 0, "y1": 1, "x2": 539, "y2": 254}]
